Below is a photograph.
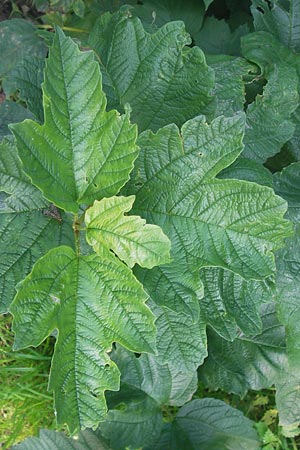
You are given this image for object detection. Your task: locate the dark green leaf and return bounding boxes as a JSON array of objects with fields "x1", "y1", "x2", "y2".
[
  {"x1": 0, "y1": 101, "x2": 34, "y2": 139},
  {"x1": 0, "y1": 19, "x2": 46, "y2": 79},
  {"x1": 3, "y1": 57, "x2": 45, "y2": 123},
  {"x1": 199, "y1": 304, "x2": 286, "y2": 396},
  {"x1": 251, "y1": 0, "x2": 300, "y2": 52},
  {"x1": 89, "y1": 11, "x2": 215, "y2": 131}
]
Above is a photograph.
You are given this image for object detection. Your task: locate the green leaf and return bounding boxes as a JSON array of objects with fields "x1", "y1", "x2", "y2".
[
  {"x1": 199, "y1": 304, "x2": 287, "y2": 396},
  {"x1": 0, "y1": 19, "x2": 46, "y2": 79},
  {"x1": 219, "y1": 156, "x2": 274, "y2": 187},
  {"x1": 241, "y1": 30, "x2": 300, "y2": 73},
  {"x1": 12, "y1": 429, "x2": 109, "y2": 450},
  {"x1": 200, "y1": 267, "x2": 275, "y2": 341},
  {"x1": 88, "y1": 11, "x2": 215, "y2": 132},
  {"x1": 243, "y1": 64, "x2": 299, "y2": 163},
  {"x1": 251, "y1": 0, "x2": 300, "y2": 52},
  {"x1": 3, "y1": 57, "x2": 45, "y2": 123},
  {"x1": 206, "y1": 55, "x2": 254, "y2": 117},
  {"x1": 149, "y1": 300, "x2": 207, "y2": 372},
  {"x1": 127, "y1": 0, "x2": 206, "y2": 36},
  {"x1": 0, "y1": 139, "x2": 74, "y2": 313},
  {"x1": 146, "y1": 398, "x2": 260, "y2": 450},
  {"x1": 10, "y1": 27, "x2": 138, "y2": 213},
  {"x1": 126, "y1": 114, "x2": 292, "y2": 320},
  {"x1": 274, "y1": 162, "x2": 300, "y2": 222},
  {"x1": 100, "y1": 386, "x2": 162, "y2": 450},
  {"x1": 85, "y1": 195, "x2": 171, "y2": 269},
  {"x1": 0, "y1": 137, "x2": 46, "y2": 212},
  {"x1": 112, "y1": 345, "x2": 197, "y2": 406},
  {"x1": 195, "y1": 17, "x2": 249, "y2": 56},
  {"x1": 275, "y1": 226, "x2": 300, "y2": 367},
  {"x1": 276, "y1": 366, "x2": 300, "y2": 429},
  {"x1": 0, "y1": 101, "x2": 34, "y2": 139},
  {"x1": 10, "y1": 245, "x2": 156, "y2": 432}
]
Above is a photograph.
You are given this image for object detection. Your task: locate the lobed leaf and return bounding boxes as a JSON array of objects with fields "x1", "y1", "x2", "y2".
[
  {"x1": 85, "y1": 195, "x2": 171, "y2": 269},
  {"x1": 200, "y1": 267, "x2": 275, "y2": 341},
  {"x1": 199, "y1": 304, "x2": 287, "y2": 396},
  {"x1": 126, "y1": 113, "x2": 292, "y2": 320},
  {"x1": 88, "y1": 11, "x2": 215, "y2": 131},
  {"x1": 10, "y1": 27, "x2": 138, "y2": 213},
  {"x1": 10, "y1": 245, "x2": 156, "y2": 432}
]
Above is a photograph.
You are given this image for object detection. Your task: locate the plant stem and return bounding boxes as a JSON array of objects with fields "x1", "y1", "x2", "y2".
[{"x1": 37, "y1": 24, "x2": 89, "y2": 34}]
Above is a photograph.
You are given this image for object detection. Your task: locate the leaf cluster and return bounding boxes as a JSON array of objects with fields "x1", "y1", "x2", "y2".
[{"x1": 1, "y1": 1, "x2": 300, "y2": 449}]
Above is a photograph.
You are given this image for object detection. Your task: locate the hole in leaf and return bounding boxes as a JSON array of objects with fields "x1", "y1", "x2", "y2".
[
  {"x1": 90, "y1": 391, "x2": 98, "y2": 398},
  {"x1": 256, "y1": 6, "x2": 265, "y2": 13}
]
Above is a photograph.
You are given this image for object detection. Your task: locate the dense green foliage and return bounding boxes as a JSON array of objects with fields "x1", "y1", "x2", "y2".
[{"x1": 1, "y1": 0, "x2": 300, "y2": 448}]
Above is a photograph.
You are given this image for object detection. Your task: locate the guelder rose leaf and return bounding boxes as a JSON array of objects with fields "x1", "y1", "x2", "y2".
[
  {"x1": 10, "y1": 27, "x2": 138, "y2": 213},
  {"x1": 126, "y1": 114, "x2": 292, "y2": 319},
  {"x1": 85, "y1": 196, "x2": 171, "y2": 269},
  {"x1": 88, "y1": 11, "x2": 215, "y2": 131},
  {"x1": 10, "y1": 246, "x2": 156, "y2": 432}
]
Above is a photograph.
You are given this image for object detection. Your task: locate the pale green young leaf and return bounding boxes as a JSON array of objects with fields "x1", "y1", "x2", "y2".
[
  {"x1": 199, "y1": 304, "x2": 287, "y2": 396},
  {"x1": 10, "y1": 246, "x2": 156, "y2": 432},
  {"x1": 88, "y1": 12, "x2": 215, "y2": 131},
  {"x1": 252, "y1": 0, "x2": 300, "y2": 52},
  {"x1": 85, "y1": 195, "x2": 171, "y2": 269},
  {"x1": 125, "y1": 114, "x2": 292, "y2": 321},
  {"x1": 10, "y1": 28, "x2": 138, "y2": 213}
]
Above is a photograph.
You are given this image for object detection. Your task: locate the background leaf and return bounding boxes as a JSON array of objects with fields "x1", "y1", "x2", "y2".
[
  {"x1": 88, "y1": 11, "x2": 215, "y2": 131},
  {"x1": 0, "y1": 19, "x2": 46, "y2": 79},
  {"x1": 3, "y1": 57, "x2": 45, "y2": 123},
  {"x1": 198, "y1": 304, "x2": 287, "y2": 396},
  {"x1": 0, "y1": 138, "x2": 74, "y2": 313},
  {"x1": 146, "y1": 398, "x2": 260, "y2": 450}
]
